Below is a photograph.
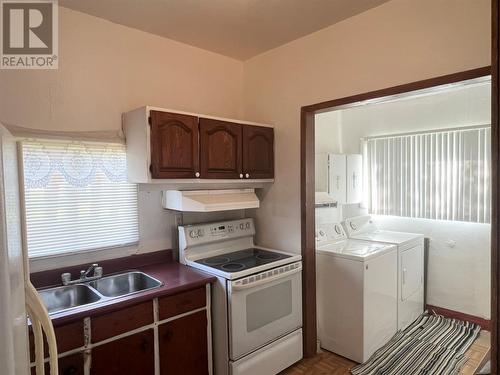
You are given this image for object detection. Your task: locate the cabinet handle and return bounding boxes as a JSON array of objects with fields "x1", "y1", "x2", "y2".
[
  {"x1": 195, "y1": 172, "x2": 200, "y2": 178},
  {"x1": 353, "y1": 173, "x2": 357, "y2": 189},
  {"x1": 336, "y1": 176, "x2": 340, "y2": 190},
  {"x1": 245, "y1": 173, "x2": 250, "y2": 178},
  {"x1": 239, "y1": 174, "x2": 243, "y2": 179}
]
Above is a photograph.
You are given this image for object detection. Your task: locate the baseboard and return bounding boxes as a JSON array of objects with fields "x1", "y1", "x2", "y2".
[{"x1": 426, "y1": 304, "x2": 491, "y2": 331}]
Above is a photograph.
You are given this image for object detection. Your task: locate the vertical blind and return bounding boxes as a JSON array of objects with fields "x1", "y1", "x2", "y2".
[
  {"x1": 363, "y1": 126, "x2": 491, "y2": 223},
  {"x1": 22, "y1": 140, "x2": 139, "y2": 257}
]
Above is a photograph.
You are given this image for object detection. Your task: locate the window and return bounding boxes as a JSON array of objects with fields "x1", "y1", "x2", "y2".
[
  {"x1": 363, "y1": 126, "x2": 491, "y2": 223},
  {"x1": 21, "y1": 140, "x2": 139, "y2": 258}
]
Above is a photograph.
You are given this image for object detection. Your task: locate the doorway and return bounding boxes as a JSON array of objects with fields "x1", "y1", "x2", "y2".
[{"x1": 300, "y1": 66, "x2": 492, "y2": 362}]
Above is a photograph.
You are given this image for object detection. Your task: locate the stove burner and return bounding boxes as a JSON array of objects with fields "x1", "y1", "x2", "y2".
[
  {"x1": 221, "y1": 263, "x2": 245, "y2": 271},
  {"x1": 194, "y1": 248, "x2": 292, "y2": 274},
  {"x1": 256, "y1": 252, "x2": 280, "y2": 260},
  {"x1": 202, "y1": 256, "x2": 230, "y2": 266}
]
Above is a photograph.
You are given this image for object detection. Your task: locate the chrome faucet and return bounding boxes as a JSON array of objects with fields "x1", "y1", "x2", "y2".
[{"x1": 61, "y1": 263, "x2": 104, "y2": 286}]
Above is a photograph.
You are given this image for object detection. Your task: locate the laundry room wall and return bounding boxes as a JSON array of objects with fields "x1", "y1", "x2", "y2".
[{"x1": 326, "y1": 82, "x2": 491, "y2": 319}]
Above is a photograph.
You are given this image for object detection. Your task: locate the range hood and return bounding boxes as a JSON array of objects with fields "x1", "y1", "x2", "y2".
[{"x1": 162, "y1": 189, "x2": 260, "y2": 212}]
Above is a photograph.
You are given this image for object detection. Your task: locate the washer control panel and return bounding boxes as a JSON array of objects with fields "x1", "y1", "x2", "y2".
[
  {"x1": 316, "y1": 223, "x2": 347, "y2": 244},
  {"x1": 181, "y1": 218, "x2": 255, "y2": 245}
]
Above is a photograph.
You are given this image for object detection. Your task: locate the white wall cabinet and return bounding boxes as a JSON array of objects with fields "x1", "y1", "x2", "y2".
[
  {"x1": 328, "y1": 154, "x2": 347, "y2": 203},
  {"x1": 346, "y1": 154, "x2": 363, "y2": 203},
  {"x1": 327, "y1": 154, "x2": 362, "y2": 204}
]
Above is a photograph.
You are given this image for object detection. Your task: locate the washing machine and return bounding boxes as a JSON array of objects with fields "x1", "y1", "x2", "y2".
[
  {"x1": 316, "y1": 223, "x2": 398, "y2": 363},
  {"x1": 343, "y1": 215, "x2": 425, "y2": 330}
]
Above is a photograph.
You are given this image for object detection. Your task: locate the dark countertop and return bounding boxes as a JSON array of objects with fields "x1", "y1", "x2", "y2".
[{"x1": 33, "y1": 252, "x2": 216, "y2": 327}]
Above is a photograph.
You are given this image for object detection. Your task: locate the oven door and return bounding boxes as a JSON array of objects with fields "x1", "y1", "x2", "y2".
[{"x1": 228, "y1": 262, "x2": 302, "y2": 360}]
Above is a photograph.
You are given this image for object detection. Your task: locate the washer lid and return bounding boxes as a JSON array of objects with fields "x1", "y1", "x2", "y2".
[
  {"x1": 316, "y1": 239, "x2": 396, "y2": 261},
  {"x1": 351, "y1": 230, "x2": 423, "y2": 245}
]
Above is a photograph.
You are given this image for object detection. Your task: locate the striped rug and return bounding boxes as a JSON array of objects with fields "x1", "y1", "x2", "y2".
[{"x1": 351, "y1": 313, "x2": 481, "y2": 375}]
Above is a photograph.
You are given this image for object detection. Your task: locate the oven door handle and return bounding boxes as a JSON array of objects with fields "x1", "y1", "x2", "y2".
[{"x1": 231, "y1": 265, "x2": 302, "y2": 291}]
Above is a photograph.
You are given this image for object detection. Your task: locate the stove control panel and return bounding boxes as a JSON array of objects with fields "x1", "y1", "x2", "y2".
[{"x1": 180, "y1": 218, "x2": 255, "y2": 245}]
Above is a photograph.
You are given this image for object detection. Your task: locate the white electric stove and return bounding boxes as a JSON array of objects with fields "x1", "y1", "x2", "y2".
[{"x1": 179, "y1": 218, "x2": 303, "y2": 375}]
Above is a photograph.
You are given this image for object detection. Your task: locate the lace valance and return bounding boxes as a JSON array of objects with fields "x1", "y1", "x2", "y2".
[{"x1": 22, "y1": 140, "x2": 128, "y2": 189}]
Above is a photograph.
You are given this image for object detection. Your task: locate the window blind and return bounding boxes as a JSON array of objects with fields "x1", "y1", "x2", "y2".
[
  {"x1": 364, "y1": 126, "x2": 491, "y2": 223},
  {"x1": 22, "y1": 140, "x2": 139, "y2": 257}
]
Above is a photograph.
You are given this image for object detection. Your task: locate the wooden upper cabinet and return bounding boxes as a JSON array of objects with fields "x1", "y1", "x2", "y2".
[
  {"x1": 199, "y1": 118, "x2": 242, "y2": 179},
  {"x1": 123, "y1": 107, "x2": 275, "y2": 181},
  {"x1": 150, "y1": 111, "x2": 199, "y2": 179},
  {"x1": 242, "y1": 125, "x2": 274, "y2": 179}
]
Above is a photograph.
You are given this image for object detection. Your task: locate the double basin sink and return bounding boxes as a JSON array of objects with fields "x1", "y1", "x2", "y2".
[{"x1": 38, "y1": 271, "x2": 163, "y2": 315}]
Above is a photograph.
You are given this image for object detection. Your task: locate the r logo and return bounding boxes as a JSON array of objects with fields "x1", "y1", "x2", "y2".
[
  {"x1": 3, "y1": 2, "x2": 52, "y2": 53},
  {"x1": 1, "y1": 0, "x2": 58, "y2": 69}
]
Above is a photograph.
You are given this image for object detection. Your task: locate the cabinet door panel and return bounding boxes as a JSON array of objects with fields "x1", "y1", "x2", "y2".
[
  {"x1": 346, "y1": 154, "x2": 363, "y2": 204},
  {"x1": 200, "y1": 118, "x2": 242, "y2": 179},
  {"x1": 91, "y1": 301, "x2": 153, "y2": 342},
  {"x1": 158, "y1": 287, "x2": 206, "y2": 320},
  {"x1": 328, "y1": 154, "x2": 347, "y2": 203},
  {"x1": 242, "y1": 125, "x2": 274, "y2": 179},
  {"x1": 150, "y1": 111, "x2": 199, "y2": 179},
  {"x1": 91, "y1": 330, "x2": 154, "y2": 375},
  {"x1": 159, "y1": 311, "x2": 208, "y2": 375}
]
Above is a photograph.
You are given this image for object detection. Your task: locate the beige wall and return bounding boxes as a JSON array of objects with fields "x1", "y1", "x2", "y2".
[
  {"x1": 0, "y1": 7, "x2": 244, "y2": 133},
  {"x1": 0, "y1": 7, "x2": 245, "y2": 272},
  {"x1": 243, "y1": 0, "x2": 491, "y2": 252}
]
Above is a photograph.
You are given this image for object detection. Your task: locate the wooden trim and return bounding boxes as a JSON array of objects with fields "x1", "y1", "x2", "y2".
[
  {"x1": 300, "y1": 67, "x2": 492, "y2": 359},
  {"x1": 426, "y1": 305, "x2": 491, "y2": 331},
  {"x1": 300, "y1": 108, "x2": 317, "y2": 358},
  {"x1": 303, "y1": 67, "x2": 491, "y2": 114},
  {"x1": 492, "y1": 0, "x2": 499, "y2": 372}
]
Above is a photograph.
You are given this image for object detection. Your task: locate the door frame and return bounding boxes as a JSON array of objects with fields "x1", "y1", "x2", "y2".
[
  {"x1": 300, "y1": 66, "x2": 492, "y2": 358},
  {"x1": 492, "y1": 0, "x2": 499, "y2": 372}
]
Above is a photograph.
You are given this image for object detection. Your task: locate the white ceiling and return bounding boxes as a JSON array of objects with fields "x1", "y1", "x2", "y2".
[{"x1": 59, "y1": 0, "x2": 391, "y2": 60}]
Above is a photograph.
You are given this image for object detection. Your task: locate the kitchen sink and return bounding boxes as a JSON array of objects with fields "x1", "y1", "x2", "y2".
[
  {"x1": 88, "y1": 271, "x2": 162, "y2": 298},
  {"x1": 38, "y1": 284, "x2": 102, "y2": 314},
  {"x1": 37, "y1": 271, "x2": 163, "y2": 315}
]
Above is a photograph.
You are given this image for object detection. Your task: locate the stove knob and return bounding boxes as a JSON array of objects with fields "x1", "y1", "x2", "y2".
[
  {"x1": 189, "y1": 230, "x2": 196, "y2": 238},
  {"x1": 240, "y1": 223, "x2": 244, "y2": 230},
  {"x1": 197, "y1": 229, "x2": 204, "y2": 237},
  {"x1": 245, "y1": 222, "x2": 250, "y2": 229}
]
